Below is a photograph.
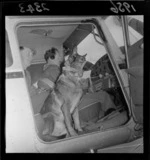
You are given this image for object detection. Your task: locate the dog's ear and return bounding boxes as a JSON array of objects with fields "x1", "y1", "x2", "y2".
[{"x1": 72, "y1": 46, "x2": 78, "y2": 55}]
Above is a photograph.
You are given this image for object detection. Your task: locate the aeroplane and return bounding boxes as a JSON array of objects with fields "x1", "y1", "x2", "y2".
[{"x1": 5, "y1": 15, "x2": 143, "y2": 153}]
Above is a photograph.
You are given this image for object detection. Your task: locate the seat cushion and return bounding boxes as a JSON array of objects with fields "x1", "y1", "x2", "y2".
[
  {"x1": 79, "y1": 91, "x2": 116, "y2": 112},
  {"x1": 31, "y1": 91, "x2": 49, "y2": 114}
]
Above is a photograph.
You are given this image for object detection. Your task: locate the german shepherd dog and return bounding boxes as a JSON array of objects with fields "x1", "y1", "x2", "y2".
[{"x1": 40, "y1": 51, "x2": 87, "y2": 141}]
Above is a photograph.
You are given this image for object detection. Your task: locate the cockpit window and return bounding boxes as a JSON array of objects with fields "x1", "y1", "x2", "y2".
[
  {"x1": 104, "y1": 16, "x2": 143, "y2": 52},
  {"x1": 127, "y1": 16, "x2": 143, "y2": 44},
  {"x1": 78, "y1": 27, "x2": 106, "y2": 65},
  {"x1": 6, "y1": 31, "x2": 13, "y2": 68}
]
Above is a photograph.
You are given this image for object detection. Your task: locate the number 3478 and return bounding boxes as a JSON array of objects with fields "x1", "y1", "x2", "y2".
[{"x1": 19, "y1": 2, "x2": 50, "y2": 13}]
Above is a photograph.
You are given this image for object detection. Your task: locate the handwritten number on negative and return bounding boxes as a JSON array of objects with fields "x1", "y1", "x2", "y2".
[
  {"x1": 34, "y1": 2, "x2": 43, "y2": 12},
  {"x1": 26, "y1": 5, "x2": 35, "y2": 13},
  {"x1": 19, "y1": 3, "x2": 25, "y2": 13},
  {"x1": 19, "y1": 2, "x2": 50, "y2": 13},
  {"x1": 41, "y1": 3, "x2": 50, "y2": 11},
  {"x1": 110, "y1": 0, "x2": 136, "y2": 13}
]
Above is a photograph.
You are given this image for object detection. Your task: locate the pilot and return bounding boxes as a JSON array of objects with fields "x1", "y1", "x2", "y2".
[{"x1": 20, "y1": 46, "x2": 64, "y2": 114}]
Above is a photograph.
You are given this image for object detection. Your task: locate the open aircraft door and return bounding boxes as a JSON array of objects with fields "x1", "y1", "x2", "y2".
[
  {"x1": 94, "y1": 16, "x2": 143, "y2": 125},
  {"x1": 120, "y1": 16, "x2": 143, "y2": 125}
]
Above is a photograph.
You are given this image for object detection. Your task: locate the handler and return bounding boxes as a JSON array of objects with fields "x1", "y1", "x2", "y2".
[{"x1": 20, "y1": 46, "x2": 64, "y2": 114}]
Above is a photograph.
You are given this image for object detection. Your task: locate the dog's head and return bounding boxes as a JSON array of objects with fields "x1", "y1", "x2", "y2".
[
  {"x1": 70, "y1": 53, "x2": 87, "y2": 69},
  {"x1": 64, "y1": 51, "x2": 87, "y2": 78}
]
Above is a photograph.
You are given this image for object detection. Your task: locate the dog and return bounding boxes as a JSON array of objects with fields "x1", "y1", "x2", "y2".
[{"x1": 40, "y1": 51, "x2": 87, "y2": 141}]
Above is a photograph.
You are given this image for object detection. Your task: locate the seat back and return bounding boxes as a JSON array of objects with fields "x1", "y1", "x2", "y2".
[{"x1": 27, "y1": 63, "x2": 45, "y2": 85}]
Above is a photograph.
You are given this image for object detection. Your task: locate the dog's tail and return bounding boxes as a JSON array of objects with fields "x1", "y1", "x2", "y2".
[{"x1": 41, "y1": 134, "x2": 67, "y2": 142}]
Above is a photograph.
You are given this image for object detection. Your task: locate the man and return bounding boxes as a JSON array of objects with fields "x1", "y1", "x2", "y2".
[{"x1": 37, "y1": 47, "x2": 64, "y2": 93}]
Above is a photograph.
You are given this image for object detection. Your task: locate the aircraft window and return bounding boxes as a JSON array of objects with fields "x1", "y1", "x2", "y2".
[
  {"x1": 104, "y1": 16, "x2": 125, "y2": 48},
  {"x1": 6, "y1": 31, "x2": 13, "y2": 68},
  {"x1": 78, "y1": 27, "x2": 106, "y2": 65},
  {"x1": 127, "y1": 16, "x2": 143, "y2": 45},
  {"x1": 104, "y1": 16, "x2": 143, "y2": 52},
  {"x1": 104, "y1": 15, "x2": 143, "y2": 69}
]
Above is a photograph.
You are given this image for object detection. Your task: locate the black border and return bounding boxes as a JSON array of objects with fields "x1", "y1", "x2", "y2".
[
  {"x1": 1, "y1": 1, "x2": 150, "y2": 15},
  {"x1": 1, "y1": 0, "x2": 150, "y2": 159}
]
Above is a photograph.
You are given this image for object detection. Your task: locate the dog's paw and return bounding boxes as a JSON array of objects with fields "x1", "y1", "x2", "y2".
[
  {"x1": 74, "y1": 125, "x2": 83, "y2": 132},
  {"x1": 77, "y1": 128, "x2": 83, "y2": 132}
]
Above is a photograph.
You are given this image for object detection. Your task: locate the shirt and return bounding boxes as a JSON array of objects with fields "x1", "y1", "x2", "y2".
[{"x1": 42, "y1": 64, "x2": 60, "y2": 83}]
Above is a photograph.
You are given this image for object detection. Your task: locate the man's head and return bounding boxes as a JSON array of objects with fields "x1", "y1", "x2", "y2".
[
  {"x1": 20, "y1": 46, "x2": 35, "y2": 70},
  {"x1": 44, "y1": 47, "x2": 64, "y2": 66}
]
